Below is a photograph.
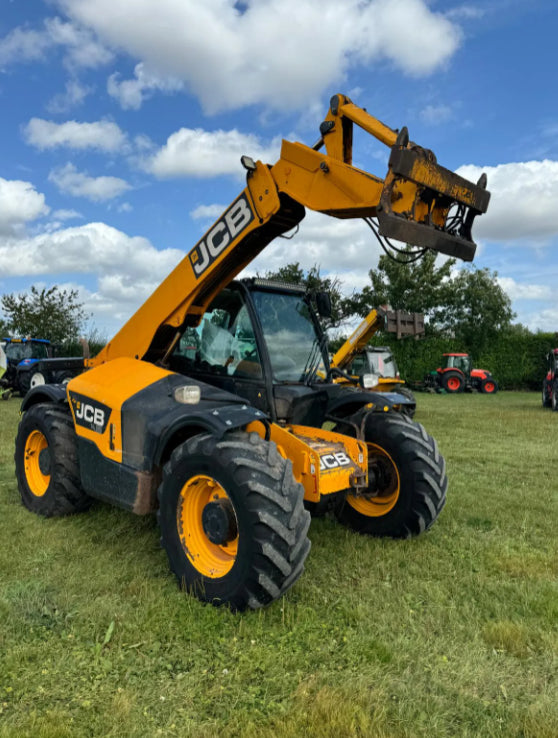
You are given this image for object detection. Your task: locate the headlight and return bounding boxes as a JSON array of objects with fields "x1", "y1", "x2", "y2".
[
  {"x1": 361, "y1": 373, "x2": 379, "y2": 389},
  {"x1": 173, "y1": 385, "x2": 201, "y2": 404}
]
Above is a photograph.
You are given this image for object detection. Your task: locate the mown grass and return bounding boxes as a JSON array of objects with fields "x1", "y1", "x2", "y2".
[{"x1": 0, "y1": 392, "x2": 557, "y2": 737}]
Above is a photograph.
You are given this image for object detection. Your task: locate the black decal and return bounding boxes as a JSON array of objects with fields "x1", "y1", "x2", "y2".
[
  {"x1": 69, "y1": 391, "x2": 112, "y2": 434},
  {"x1": 188, "y1": 193, "x2": 254, "y2": 279}
]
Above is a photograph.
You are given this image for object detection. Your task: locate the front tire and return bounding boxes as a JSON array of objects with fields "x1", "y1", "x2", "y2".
[
  {"x1": 480, "y1": 377, "x2": 498, "y2": 394},
  {"x1": 14, "y1": 403, "x2": 91, "y2": 516},
  {"x1": 395, "y1": 385, "x2": 416, "y2": 418},
  {"x1": 552, "y1": 381, "x2": 558, "y2": 412},
  {"x1": 335, "y1": 412, "x2": 447, "y2": 538},
  {"x1": 158, "y1": 431, "x2": 311, "y2": 611}
]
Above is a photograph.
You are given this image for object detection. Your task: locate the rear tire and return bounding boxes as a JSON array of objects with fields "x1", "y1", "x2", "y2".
[
  {"x1": 158, "y1": 431, "x2": 311, "y2": 611},
  {"x1": 335, "y1": 412, "x2": 447, "y2": 538},
  {"x1": 14, "y1": 403, "x2": 91, "y2": 517},
  {"x1": 441, "y1": 371, "x2": 463, "y2": 393}
]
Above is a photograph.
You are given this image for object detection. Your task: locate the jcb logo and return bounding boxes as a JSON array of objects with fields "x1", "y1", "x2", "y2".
[
  {"x1": 188, "y1": 194, "x2": 254, "y2": 278},
  {"x1": 69, "y1": 392, "x2": 111, "y2": 434},
  {"x1": 76, "y1": 403, "x2": 105, "y2": 428},
  {"x1": 320, "y1": 452, "x2": 351, "y2": 471}
]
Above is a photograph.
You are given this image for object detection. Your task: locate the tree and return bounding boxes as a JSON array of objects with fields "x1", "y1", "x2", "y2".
[
  {"x1": 261, "y1": 262, "x2": 346, "y2": 326},
  {"x1": 342, "y1": 248, "x2": 457, "y2": 328},
  {"x1": 1, "y1": 285, "x2": 87, "y2": 344},
  {"x1": 0, "y1": 316, "x2": 9, "y2": 338},
  {"x1": 447, "y1": 266, "x2": 515, "y2": 354},
  {"x1": 346, "y1": 249, "x2": 514, "y2": 353}
]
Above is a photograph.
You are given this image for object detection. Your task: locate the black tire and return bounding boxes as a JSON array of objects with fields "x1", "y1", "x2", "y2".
[
  {"x1": 54, "y1": 371, "x2": 74, "y2": 384},
  {"x1": 542, "y1": 381, "x2": 551, "y2": 408},
  {"x1": 441, "y1": 371, "x2": 464, "y2": 393},
  {"x1": 335, "y1": 412, "x2": 447, "y2": 538},
  {"x1": 395, "y1": 385, "x2": 416, "y2": 418},
  {"x1": 17, "y1": 369, "x2": 32, "y2": 396},
  {"x1": 14, "y1": 403, "x2": 91, "y2": 517},
  {"x1": 552, "y1": 381, "x2": 558, "y2": 412},
  {"x1": 158, "y1": 431, "x2": 311, "y2": 611},
  {"x1": 480, "y1": 377, "x2": 498, "y2": 394}
]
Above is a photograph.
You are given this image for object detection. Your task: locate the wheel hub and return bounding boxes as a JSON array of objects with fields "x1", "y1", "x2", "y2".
[
  {"x1": 38, "y1": 447, "x2": 52, "y2": 476},
  {"x1": 358, "y1": 457, "x2": 395, "y2": 499},
  {"x1": 201, "y1": 499, "x2": 238, "y2": 545}
]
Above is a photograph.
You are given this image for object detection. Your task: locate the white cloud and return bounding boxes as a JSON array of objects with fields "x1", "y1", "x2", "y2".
[
  {"x1": 0, "y1": 16, "x2": 113, "y2": 69},
  {"x1": 0, "y1": 222, "x2": 180, "y2": 280},
  {"x1": 497, "y1": 276, "x2": 552, "y2": 301},
  {"x1": 419, "y1": 104, "x2": 453, "y2": 125},
  {"x1": 56, "y1": 0, "x2": 461, "y2": 113},
  {"x1": 146, "y1": 128, "x2": 280, "y2": 178},
  {"x1": 458, "y1": 160, "x2": 558, "y2": 243},
  {"x1": 0, "y1": 223, "x2": 184, "y2": 330},
  {"x1": 44, "y1": 17, "x2": 113, "y2": 69},
  {"x1": 0, "y1": 178, "x2": 50, "y2": 234},
  {"x1": 49, "y1": 163, "x2": 131, "y2": 201},
  {"x1": 190, "y1": 203, "x2": 227, "y2": 221},
  {"x1": 445, "y1": 5, "x2": 485, "y2": 20},
  {"x1": 52, "y1": 208, "x2": 83, "y2": 221},
  {"x1": 0, "y1": 26, "x2": 52, "y2": 66},
  {"x1": 24, "y1": 118, "x2": 128, "y2": 153},
  {"x1": 47, "y1": 79, "x2": 93, "y2": 113},
  {"x1": 107, "y1": 62, "x2": 183, "y2": 110},
  {"x1": 245, "y1": 210, "x2": 381, "y2": 292}
]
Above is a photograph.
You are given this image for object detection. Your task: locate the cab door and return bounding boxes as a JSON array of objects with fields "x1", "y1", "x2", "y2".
[{"x1": 169, "y1": 286, "x2": 271, "y2": 415}]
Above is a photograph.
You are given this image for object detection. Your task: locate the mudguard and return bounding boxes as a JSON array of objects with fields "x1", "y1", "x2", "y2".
[
  {"x1": 20, "y1": 383, "x2": 68, "y2": 411},
  {"x1": 325, "y1": 384, "x2": 409, "y2": 418}
]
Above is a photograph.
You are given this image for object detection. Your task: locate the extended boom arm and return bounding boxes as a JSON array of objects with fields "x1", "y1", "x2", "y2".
[{"x1": 91, "y1": 94, "x2": 489, "y2": 368}]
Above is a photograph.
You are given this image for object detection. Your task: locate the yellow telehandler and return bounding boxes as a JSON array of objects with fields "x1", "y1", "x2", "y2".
[
  {"x1": 330, "y1": 307, "x2": 423, "y2": 417},
  {"x1": 14, "y1": 94, "x2": 490, "y2": 610}
]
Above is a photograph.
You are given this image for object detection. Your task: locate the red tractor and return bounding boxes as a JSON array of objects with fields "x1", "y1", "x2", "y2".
[
  {"x1": 426, "y1": 353, "x2": 498, "y2": 394},
  {"x1": 542, "y1": 348, "x2": 558, "y2": 410}
]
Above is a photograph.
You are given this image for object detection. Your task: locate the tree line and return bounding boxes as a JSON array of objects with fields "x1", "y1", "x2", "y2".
[{"x1": 262, "y1": 250, "x2": 516, "y2": 359}]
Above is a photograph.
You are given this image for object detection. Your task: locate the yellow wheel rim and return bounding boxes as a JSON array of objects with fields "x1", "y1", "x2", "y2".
[
  {"x1": 177, "y1": 475, "x2": 238, "y2": 578},
  {"x1": 24, "y1": 430, "x2": 50, "y2": 497},
  {"x1": 347, "y1": 442, "x2": 400, "y2": 517}
]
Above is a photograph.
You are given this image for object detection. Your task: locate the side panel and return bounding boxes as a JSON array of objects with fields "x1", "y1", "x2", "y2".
[
  {"x1": 67, "y1": 358, "x2": 175, "y2": 463},
  {"x1": 68, "y1": 357, "x2": 268, "y2": 512}
]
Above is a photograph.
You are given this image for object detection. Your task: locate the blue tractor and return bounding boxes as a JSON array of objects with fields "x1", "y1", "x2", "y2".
[{"x1": 1, "y1": 338, "x2": 53, "y2": 397}]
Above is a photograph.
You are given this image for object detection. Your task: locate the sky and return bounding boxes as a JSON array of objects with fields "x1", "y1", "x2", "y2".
[{"x1": 1, "y1": 0, "x2": 557, "y2": 339}]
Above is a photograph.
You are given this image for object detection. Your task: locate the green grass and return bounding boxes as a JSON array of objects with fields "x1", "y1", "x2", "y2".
[{"x1": 1, "y1": 393, "x2": 557, "y2": 737}]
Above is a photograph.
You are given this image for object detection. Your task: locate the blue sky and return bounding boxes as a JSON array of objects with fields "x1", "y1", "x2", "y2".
[{"x1": 1, "y1": 0, "x2": 557, "y2": 338}]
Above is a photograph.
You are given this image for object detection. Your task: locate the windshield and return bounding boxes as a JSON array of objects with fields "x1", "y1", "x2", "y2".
[
  {"x1": 252, "y1": 289, "x2": 327, "y2": 382},
  {"x1": 366, "y1": 350, "x2": 397, "y2": 378},
  {"x1": 5, "y1": 343, "x2": 33, "y2": 361},
  {"x1": 5, "y1": 341, "x2": 49, "y2": 361}
]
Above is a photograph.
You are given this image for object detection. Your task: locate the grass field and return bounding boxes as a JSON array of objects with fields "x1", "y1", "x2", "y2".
[{"x1": 1, "y1": 392, "x2": 557, "y2": 737}]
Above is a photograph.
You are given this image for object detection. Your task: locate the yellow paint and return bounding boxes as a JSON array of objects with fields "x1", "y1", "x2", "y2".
[
  {"x1": 24, "y1": 429, "x2": 50, "y2": 497},
  {"x1": 331, "y1": 308, "x2": 385, "y2": 370},
  {"x1": 67, "y1": 358, "x2": 174, "y2": 462},
  {"x1": 177, "y1": 474, "x2": 238, "y2": 579},
  {"x1": 246, "y1": 421, "x2": 367, "y2": 503}
]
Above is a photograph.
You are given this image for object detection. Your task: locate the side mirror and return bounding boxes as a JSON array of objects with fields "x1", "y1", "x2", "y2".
[{"x1": 315, "y1": 291, "x2": 332, "y2": 320}]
